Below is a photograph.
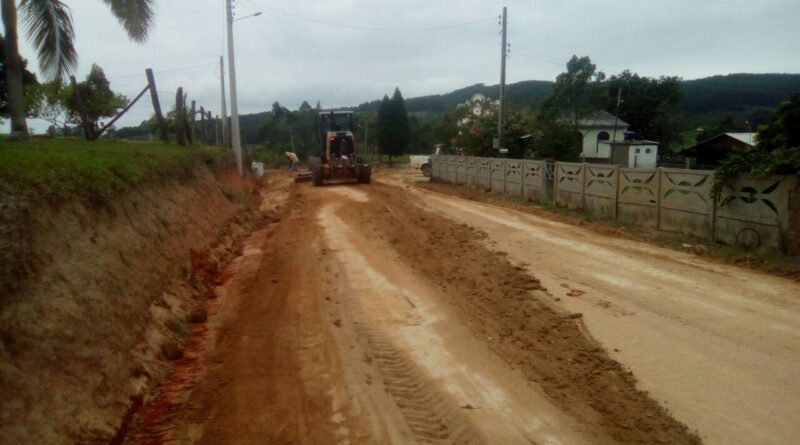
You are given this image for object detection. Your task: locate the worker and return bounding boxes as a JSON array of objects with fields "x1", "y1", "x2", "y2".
[{"x1": 284, "y1": 151, "x2": 299, "y2": 172}]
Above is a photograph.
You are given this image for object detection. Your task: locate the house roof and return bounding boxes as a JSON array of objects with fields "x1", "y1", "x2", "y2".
[
  {"x1": 576, "y1": 110, "x2": 629, "y2": 129},
  {"x1": 600, "y1": 139, "x2": 659, "y2": 145},
  {"x1": 724, "y1": 133, "x2": 758, "y2": 146}
]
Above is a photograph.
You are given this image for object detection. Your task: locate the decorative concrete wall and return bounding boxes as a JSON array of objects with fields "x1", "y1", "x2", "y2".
[
  {"x1": 477, "y1": 159, "x2": 491, "y2": 191},
  {"x1": 584, "y1": 165, "x2": 618, "y2": 219},
  {"x1": 618, "y1": 169, "x2": 659, "y2": 228},
  {"x1": 716, "y1": 176, "x2": 797, "y2": 253},
  {"x1": 490, "y1": 159, "x2": 506, "y2": 194},
  {"x1": 555, "y1": 162, "x2": 584, "y2": 209},
  {"x1": 522, "y1": 160, "x2": 546, "y2": 202},
  {"x1": 430, "y1": 155, "x2": 797, "y2": 253},
  {"x1": 659, "y1": 168, "x2": 714, "y2": 239}
]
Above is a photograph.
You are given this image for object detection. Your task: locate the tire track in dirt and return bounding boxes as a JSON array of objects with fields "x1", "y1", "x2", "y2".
[{"x1": 320, "y1": 200, "x2": 483, "y2": 445}]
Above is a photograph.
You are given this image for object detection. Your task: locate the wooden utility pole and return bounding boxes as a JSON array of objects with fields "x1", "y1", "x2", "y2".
[
  {"x1": 497, "y1": 6, "x2": 508, "y2": 150},
  {"x1": 176, "y1": 87, "x2": 186, "y2": 145},
  {"x1": 145, "y1": 68, "x2": 168, "y2": 142}
]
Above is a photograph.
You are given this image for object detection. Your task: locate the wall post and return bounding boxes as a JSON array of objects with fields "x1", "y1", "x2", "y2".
[{"x1": 656, "y1": 167, "x2": 663, "y2": 230}]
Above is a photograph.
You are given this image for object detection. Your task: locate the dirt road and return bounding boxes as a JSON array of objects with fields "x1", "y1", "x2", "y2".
[{"x1": 124, "y1": 171, "x2": 799, "y2": 444}]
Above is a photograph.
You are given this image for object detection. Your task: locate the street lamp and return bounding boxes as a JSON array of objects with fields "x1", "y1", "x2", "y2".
[{"x1": 235, "y1": 11, "x2": 262, "y2": 21}]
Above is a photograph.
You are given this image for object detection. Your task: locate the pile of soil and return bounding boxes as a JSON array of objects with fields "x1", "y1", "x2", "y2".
[
  {"x1": 0, "y1": 165, "x2": 264, "y2": 444},
  {"x1": 344, "y1": 183, "x2": 701, "y2": 444}
]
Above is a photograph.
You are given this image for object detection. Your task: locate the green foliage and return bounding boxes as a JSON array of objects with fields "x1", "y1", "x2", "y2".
[
  {"x1": 68, "y1": 64, "x2": 128, "y2": 132},
  {"x1": 531, "y1": 119, "x2": 581, "y2": 161},
  {"x1": 605, "y1": 71, "x2": 683, "y2": 149},
  {"x1": 0, "y1": 35, "x2": 39, "y2": 119},
  {"x1": 541, "y1": 55, "x2": 606, "y2": 128},
  {"x1": 28, "y1": 80, "x2": 75, "y2": 132},
  {"x1": 376, "y1": 88, "x2": 410, "y2": 162},
  {"x1": 0, "y1": 137, "x2": 227, "y2": 203},
  {"x1": 713, "y1": 93, "x2": 800, "y2": 195}
]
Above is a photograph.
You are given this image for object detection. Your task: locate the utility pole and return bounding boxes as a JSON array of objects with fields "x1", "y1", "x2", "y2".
[
  {"x1": 219, "y1": 55, "x2": 229, "y2": 147},
  {"x1": 226, "y1": 0, "x2": 243, "y2": 176},
  {"x1": 611, "y1": 87, "x2": 622, "y2": 143},
  {"x1": 498, "y1": 6, "x2": 508, "y2": 150}
]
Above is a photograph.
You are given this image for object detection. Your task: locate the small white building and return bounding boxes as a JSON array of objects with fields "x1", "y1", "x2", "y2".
[
  {"x1": 601, "y1": 140, "x2": 660, "y2": 168},
  {"x1": 575, "y1": 110, "x2": 629, "y2": 161}
]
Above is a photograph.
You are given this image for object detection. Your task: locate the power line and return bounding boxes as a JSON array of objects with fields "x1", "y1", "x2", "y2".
[
  {"x1": 246, "y1": 1, "x2": 495, "y2": 32},
  {"x1": 108, "y1": 62, "x2": 219, "y2": 80}
]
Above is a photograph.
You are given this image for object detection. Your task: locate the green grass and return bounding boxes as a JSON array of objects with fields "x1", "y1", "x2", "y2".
[{"x1": 0, "y1": 136, "x2": 229, "y2": 203}]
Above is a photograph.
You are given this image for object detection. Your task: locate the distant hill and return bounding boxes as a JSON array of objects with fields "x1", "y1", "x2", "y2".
[
  {"x1": 117, "y1": 73, "x2": 800, "y2": 143},
  {"x1": 681, "y1": 73, "x2": 800, "y2": 114},
  {"x1": 355, "y1": 80, "x2": 554, "y2": 113},
  {"x1": 350, "y1": 73, "x2": 800, "y2": 116}
]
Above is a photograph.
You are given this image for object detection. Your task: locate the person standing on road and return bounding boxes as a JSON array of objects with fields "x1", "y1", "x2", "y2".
[{"x1": 285, "y1": 151, "x2": 299, "y2": 172}]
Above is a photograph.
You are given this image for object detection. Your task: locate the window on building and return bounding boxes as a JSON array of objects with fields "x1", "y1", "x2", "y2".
[
  {"x1": 596, "y1": 131, "x2": 610, "y2": 153},
  {"x1": 635, "y1": 148, "x2": 641, "y2": 154},
  {"x1": 645, "y1": 148, "x2": 651, "y2": 154}
]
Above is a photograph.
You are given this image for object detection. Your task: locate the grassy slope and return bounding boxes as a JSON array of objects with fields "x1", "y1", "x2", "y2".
[{"x1": 0, "y1": 137, "x2": 228, "y2": 202}]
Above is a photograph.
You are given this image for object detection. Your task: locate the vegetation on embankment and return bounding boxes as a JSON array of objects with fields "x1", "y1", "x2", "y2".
[{"x1": 0, "y1": 136, "x2": 230, "y2": 203}]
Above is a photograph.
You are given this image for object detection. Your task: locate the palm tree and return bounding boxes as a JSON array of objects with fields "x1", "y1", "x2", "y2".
[{"x1": 2, "y1": 0, "x2": 153, "y2": 135}]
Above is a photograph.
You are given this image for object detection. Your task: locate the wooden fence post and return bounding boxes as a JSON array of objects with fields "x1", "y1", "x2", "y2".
[
  {"x1": 190, "y1": 100, "x2": 197, "y2": 143},
  {"x1": 199, "y1": 106, "x2": 206, "y2": 145},
  {"x1": 176, "y1": 87, "x2": 186, "y2": 146},
  {"x1": 206, "y1": 111, "x2": 213, "y2": 145},
  {"x1": 215, "y1": 114, "x2": 221, "y2": 145},
  {"x1": 145, "y1": 69, "x2": 168, "y2": 142}
]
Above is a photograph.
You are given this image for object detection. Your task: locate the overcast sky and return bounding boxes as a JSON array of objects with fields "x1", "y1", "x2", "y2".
[{"x1": 6, "y1": 0, "x2": 800, "y2": 132}]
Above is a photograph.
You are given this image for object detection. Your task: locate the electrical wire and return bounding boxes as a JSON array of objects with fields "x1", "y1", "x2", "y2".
[
  {"x1": 107, "y1": 61, "x2": 219, "y2": 80},
  {"x1": 246, "y1": 0, "x2": 495, "y2": 32}
]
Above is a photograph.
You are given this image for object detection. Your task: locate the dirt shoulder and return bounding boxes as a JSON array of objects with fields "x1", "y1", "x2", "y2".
[
  {"x1": 0, "y1": 164, "x2": 264, "y2": 444},
  {"x1": 411, "y1": 174, "x2": 800, "y2": 281},
  {"x1": 340, "y1": 182, "x2": 701, "y2": 444}
]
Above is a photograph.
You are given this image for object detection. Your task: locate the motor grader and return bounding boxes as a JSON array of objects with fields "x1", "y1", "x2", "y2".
[{"x1": 307, "y1": 110, "x2": 370, "y2": 186}]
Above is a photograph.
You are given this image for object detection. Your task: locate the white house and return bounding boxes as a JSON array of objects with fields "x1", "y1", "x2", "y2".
[{"x1": 572, "y1": 110, "x2": 629, "y2": 161}]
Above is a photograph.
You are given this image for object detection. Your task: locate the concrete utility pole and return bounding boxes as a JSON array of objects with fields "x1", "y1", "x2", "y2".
[
  {"x1": 226, "y1": 0, "x2": 243, "y2": 176},
  {"x1": 612, "y1": 87, "x2": 622, "y2": 144},
  {"x1": 498, "y1": 6, "x2": 508, "y2": 150},
  {"x1": 219, "y1": 55, "x2": 229, "y2": 147}
]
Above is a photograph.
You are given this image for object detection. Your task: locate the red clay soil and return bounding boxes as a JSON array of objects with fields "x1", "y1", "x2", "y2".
[{"x1": 344, "y1": 183, "x2": 701, "y2": 444}]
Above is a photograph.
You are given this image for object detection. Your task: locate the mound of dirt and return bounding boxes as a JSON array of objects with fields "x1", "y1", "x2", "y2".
[
  {"x1": 343, "y1": 183, "x2": 701, "y2": 444},
  {"x1": 0, "y1": 165, "x2": 265, "y2": 444}
]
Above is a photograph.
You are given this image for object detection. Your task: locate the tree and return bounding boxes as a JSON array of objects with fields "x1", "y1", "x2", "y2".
[
  {"x1": 605, "y1": 70, "x2": 683, "y2": 149},
  {"x1": 376, "y1": 88, "x2": 410, "y2": 165},
  {"x1": 66, "y1": 64, "x2": 128, "y2": 140},
  {"x1": 0, "y1": 34, "x2": 39, "y2": 122},
  {"x1": 376, "y1": 94, "x2": 391, "y2": 158},
  {"x1": 2, "y1": 0, "x2": 154, "y2": 135},
  {"x1": 299, "y1": 100, "x2": 312, "y2": 113},
  {"x1": 31, "y1": 80, "x2": 74, "y2": 132},
  {"x1": 541, "y1": 55, "x2": 606, "y2": 147}
]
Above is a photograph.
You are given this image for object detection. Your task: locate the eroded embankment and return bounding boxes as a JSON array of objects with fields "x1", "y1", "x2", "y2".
[
  {"x1": 344, "y1": 182, "x2": 702, "y2": 444},
  {"x1": 0, "y1": 164, "x2": 264, "y2": 444}
]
